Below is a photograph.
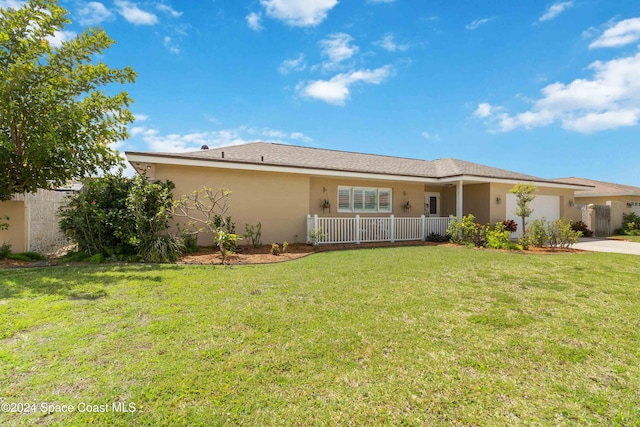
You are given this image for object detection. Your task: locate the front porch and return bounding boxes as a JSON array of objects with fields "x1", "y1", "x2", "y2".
[{"x1": 306, "y1": 214, "x2": 454, "y2": 245}]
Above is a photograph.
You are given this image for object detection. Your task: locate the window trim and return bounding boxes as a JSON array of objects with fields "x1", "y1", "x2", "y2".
[{"x1": 337, "y1": 186, "x2": 393, "y2": 213}]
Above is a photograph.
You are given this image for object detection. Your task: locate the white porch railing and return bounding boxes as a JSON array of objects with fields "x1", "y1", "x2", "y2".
[{"x1": 306, "y1": 214, "x2": 454, "y2": 245}]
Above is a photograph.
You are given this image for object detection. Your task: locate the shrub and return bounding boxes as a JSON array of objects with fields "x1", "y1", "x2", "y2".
[
  {"x1": 89, "y1": 253, "x2": 105, "y2": 264},
  {"x1": 571, "y1": 221, "x2": 593, "y2": 238},
  {"x1": 620, "y1": 212, "x2": 640, "y2": 235},
  {"x1": 308, "y1": 228, "x2": 327, "y2": 246},
  {"x1": 426, "y1": 232, "x2": 448, "y2": 242},
  {"x1": 271, "y1": 243, "x2": 280, "y2": 256},
  {"x1": 548, "y1": 218, "x2": 582, "y2": 248},
  {"x1": 486, "y1": 223, "x2": 518, "y2": 250},
  {"x1": 502, "y1": 219, "x2": 518, "y2": 233},
  {"x1": 59, "y1": 174, "x2": 135, "y2": 256},
  {"x1": 128, "y1": 175, "x2": 179, "y2": 263},
  {"x1": 59, "y1": 174, "x2": 179, "y2": 263},
  {"x1": 529, "y1": 218, "x2": 547, "y2": 248},
  {"x1": 282, "y1": 241, "x2": 289, "y2": 253},
  {"x1": 180, "y1": 229, "x2": 200, "y2": 253},
  {"x1": 0, "y1": 243, "x2": 10, "y2": 260},
  {"x1": 245, "y1": 222, "x2": 263, "y2": 248}
]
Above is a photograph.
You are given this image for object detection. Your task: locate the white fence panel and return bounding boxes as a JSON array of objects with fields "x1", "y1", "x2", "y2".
[
  {"x1": 395, "y1": 217, "x2": 423, "y2": 241},
  {"x1": 307, "y1": 214, "x2": 452, "y2": 245}
]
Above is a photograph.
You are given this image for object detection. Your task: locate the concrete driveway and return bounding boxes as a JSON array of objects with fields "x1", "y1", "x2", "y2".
[{"x1": 573, "y1": 238, "x2": 640, "y2": 255}]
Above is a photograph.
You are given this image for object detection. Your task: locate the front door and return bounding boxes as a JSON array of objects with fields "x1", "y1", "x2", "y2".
[{"x1": 424, "y1": 192, "x2": 440, "y2": 217}]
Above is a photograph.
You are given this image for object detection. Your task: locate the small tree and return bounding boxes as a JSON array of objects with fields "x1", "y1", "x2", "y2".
[
  {"x1": 510, "y1": 183, "x2": 536, "y2": 233},
  {"x1": 0, "y1": 0, "x2": 136, "y2": 201},
  {"x1": 173, "y1": 187, "x2": 239, "y2": 263}
]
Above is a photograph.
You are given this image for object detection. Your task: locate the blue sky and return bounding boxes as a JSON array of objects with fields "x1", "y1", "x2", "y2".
[{"x1": 7, "y1": 0, "x2": 640, "y2": 184}]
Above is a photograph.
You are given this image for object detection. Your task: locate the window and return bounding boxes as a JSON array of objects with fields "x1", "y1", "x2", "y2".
[{"x1": 337, "y1": 186, "x2": 392, "y2": 213}]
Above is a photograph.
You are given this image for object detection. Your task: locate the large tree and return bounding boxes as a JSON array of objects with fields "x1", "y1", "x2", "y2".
[{"x1": 0, "y1": 0, "x2": 136, "y2": 201}]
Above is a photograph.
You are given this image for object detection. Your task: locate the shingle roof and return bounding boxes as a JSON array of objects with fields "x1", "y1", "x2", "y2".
[
  {"x1": 126, "y1": 141, "x2": 578, "y2": 185},
  {"x1": 553, "y1": 177, "x2": 640, "y2": 196}
]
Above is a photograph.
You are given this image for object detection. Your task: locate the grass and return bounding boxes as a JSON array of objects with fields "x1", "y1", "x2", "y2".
[
  {"x1": 1, "y1": 246, "x2": 639, "y2": 426},
  {"x1": 611, "y1": 234, "x2": 640, "y2": 243}
]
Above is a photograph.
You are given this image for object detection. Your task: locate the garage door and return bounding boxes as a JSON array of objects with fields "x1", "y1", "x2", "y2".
[{"x1": 506, "y1": 194, "x2": 560, "y2": 237}]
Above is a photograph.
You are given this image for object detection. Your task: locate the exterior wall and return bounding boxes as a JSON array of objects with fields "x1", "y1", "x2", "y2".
[
  {"x1": 577, "y1": 195, "x2": 640, "y2": 232},
  {"x1": 463, "y1": 183, "x2": 490, "y2": 224},
  {"x1": 154, "y1": 164, "x2": 310, "y2": 245},
  {"x1": 489, "y1": 183, "x2": 581, "y2": 224},
  {"x1": 0, "y1": 201, "x2": 27, "y2": 253},
  {"x1": 309, "y1": 177, "x2": 425, "y2": 217}
]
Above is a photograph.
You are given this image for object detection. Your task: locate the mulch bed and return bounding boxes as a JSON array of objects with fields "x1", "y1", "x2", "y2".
[{"x1": 0, "y1": 242, "x2": 584, "y2": 269}]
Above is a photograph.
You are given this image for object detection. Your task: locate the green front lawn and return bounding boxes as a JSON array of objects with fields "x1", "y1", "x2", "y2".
[
  {"x1": 611, "y1": 234, "x2": 640, "y2": 243},
  {"x1": 1, "y1": 246, "x2": 639, "y2": 426}
]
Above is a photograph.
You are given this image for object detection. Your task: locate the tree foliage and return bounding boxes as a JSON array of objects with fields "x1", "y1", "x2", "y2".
[
  {"x1": 0, "y1": 0, "x2": 136, "y2": 201},
  {"x1": 509, "y1": 183, "x2": 536, "y2": 234}
]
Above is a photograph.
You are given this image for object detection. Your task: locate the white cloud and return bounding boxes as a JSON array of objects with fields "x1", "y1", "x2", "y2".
[
  {"x1": 421, "y1": 131, "x2": 440, "y2": 141},
  {"x1": 539, "y1": 1, "x2": 574, "y2": 22},
  {"x1": 475, "y1": 50, "x2": 640, "y2": 133},
  {"x1": 246, "y1": 12, "x2": 263, "y2": 31},
  {"x1": 279, "y1": 53, "x2": 306, "y2": 74},
  {"x1": 589, "y1": 17, "x2": 640, "y2": 49},
  {"x1": 290, "y1": 132, "x2": 313, "y2": 143},
  {"x1": 465, "y1": 17, "x2": 494, "y2": 30},
  {"x1": 77, "y1": 2, "x2": 114, "y2": 26},
  {"x1": 260, "y1": 0, "x2": 338, "y2": 27},
  {"x1": 562, "y1": 109, "x2": 640, "y2": 133},
  {"x1": 46, "y1": 30, "x2": 76, "y2": 48},
  {"x1": 131, "y1": 125, "x2": 312, "y2": 152},
  {"x1": 114, "y1": 0, "x2": 158, "y2": 25},
  {"x1": 317, "y1": 33, "x2": 358, "y2": 71},
  {"x1": 157, "y1": 4, "x2": 182, "y2": 18},
  {"x1": 163, "y1": 36, "x2": 180, "y2": 54},
  {"x1": 297, "y1": 65, "x2": 395, "y2": 105},
  {"x1": 134, "y1": 113, "x2": 149, "y2": 122},
  {"x1": 375, "y1": 33, "x2": 409, "y2": 52},
  {"x1": 473, "y1": 103, "x2": 494, "y2": 118}
]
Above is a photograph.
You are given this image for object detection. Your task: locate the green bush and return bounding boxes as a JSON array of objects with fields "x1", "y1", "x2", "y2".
[
  {"x1": 620, "y1": 212, "x2": 640, "y2": 235},
  {"x1": 486, "y1": 223, "x2": 519, "y2": 250},
  {"x1": 181, "y1": 230, "x2": 200, "y2": 253},
  {"x1": 426, "y1": 232, "x2": 448, "y2": 242},
  {"x1": 0, "y1": 243, "x2": 10, "y2": 260},
  {"x1": 271, "y1": 243, "x2": 280, "y2": 256},
  {"x1": 59, "y1": 174, "x2": 180, "y2": 263},
  {"x1": 447, "y1": 215, "x2": 488, "y2": 247},
  {"x1": 245, "y1": 222, "x2": 263, "y2": 248},
  {"x1": 529, "y1": 218, "x2": 547, "y2": 248}
]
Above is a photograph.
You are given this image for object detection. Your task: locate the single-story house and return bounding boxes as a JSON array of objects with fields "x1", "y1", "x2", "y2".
[
  {"x1": 553, "y1": 177, "x2": 640, "y2": 232},
  {"x1": 125, "y1": 142, "x2": 588, "y2": 244},
  {"x1": 0, "y1": 186, "x2": 80, "y2": 254}
]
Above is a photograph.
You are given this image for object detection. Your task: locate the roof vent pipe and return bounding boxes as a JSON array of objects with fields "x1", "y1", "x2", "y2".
[
  {"x1": 222, "y1": 152, "x2": 225, "y2": 158},
  {"x1": 201, "y1": 145, "x2": 209, "y2": 150},
  {"x1": 261, "y1": 156, "x2": 264, "y2": 162}
]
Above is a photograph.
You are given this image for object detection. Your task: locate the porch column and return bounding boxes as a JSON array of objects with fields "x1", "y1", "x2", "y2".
[{"x1": 456, "y1": 180, "x2": 463, "y2": 221}]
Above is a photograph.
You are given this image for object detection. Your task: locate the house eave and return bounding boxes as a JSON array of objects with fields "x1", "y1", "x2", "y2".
[
  {"x1": 575, "y1": 191, "x2": 640, "y2": 198},
  {"x1": 125, "y1": 152, "x2": 443, "y2": 184},
  {"x1": 125, "y1": 152, "x2": 588, "y2": 190}
]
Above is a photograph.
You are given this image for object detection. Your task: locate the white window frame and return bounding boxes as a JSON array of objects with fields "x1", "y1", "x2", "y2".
[{"x1": 337, "y1": 186, "x2": 392, "y2": 213}]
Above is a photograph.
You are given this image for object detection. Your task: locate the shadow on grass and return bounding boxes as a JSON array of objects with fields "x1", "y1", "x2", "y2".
[{"x1": 0, "y1": 263, "x2": 184, "y2": 300}]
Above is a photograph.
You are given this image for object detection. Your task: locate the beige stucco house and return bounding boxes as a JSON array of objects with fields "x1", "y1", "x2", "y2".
[
  {"x1": 554, "y1": 177, "x2": 640, "y2": 232},
  {"x1": 125, "y1": 142, "x2": 587, "y2": 245}
]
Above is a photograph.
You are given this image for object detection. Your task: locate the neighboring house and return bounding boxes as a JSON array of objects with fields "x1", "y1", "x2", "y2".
[
  {"x1": 554, "y1": 177, "x2": 640, "y2": 232},
  {"x1": 0, "y1": 186, "x2": 80, "y2": 254},
  {"x1": 125, "y1": 142, "x2": 587, "y2": 244}
]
